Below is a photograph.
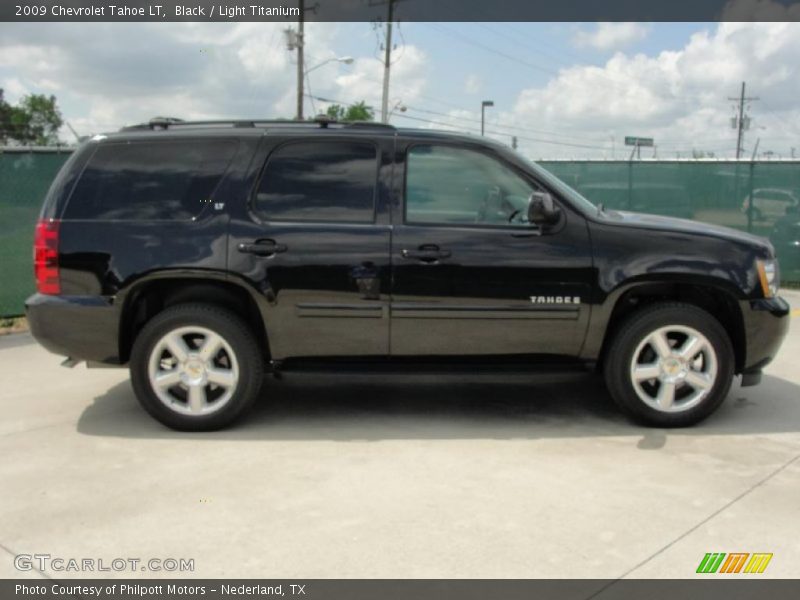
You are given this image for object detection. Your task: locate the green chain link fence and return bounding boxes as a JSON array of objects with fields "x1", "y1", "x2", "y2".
[
  {"x1": 1, "y1": 150, "x2": 799, "y2": 317},
  {"x1": 539, "y1": 159, "x2": 800, "y2": 285}
]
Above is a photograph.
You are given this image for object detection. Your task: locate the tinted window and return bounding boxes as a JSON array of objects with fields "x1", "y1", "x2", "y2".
[
  {"x1": 406, "y1": 145, "x2": 535, "y2": 226},
  {"x1": 254, "y1": 141, "x2": 377, "y2": 223},
  {"x1": 65, "y1": 140, "x2": 237, "y2": 220}
]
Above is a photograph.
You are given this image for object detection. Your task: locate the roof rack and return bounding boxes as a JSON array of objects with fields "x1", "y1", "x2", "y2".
[{"x1": 120, "y1": 115, "x2": 397, "y2": 132}]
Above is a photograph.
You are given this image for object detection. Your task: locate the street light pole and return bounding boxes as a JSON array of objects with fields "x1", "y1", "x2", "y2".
[
  {"x1": 481, "y1": 100, "x2": 494, "y2": 136},
  {"x1": 304, "y1": 57, "x2": 354, "y2": 116},
  {"x1": 305, "y1": 56, "x2": 354, "y2": 75}
]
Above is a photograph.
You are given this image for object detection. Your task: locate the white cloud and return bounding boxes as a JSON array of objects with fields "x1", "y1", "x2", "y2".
[
  {"x1": 464, "y1": 74, "x2": 482, "y2": 95},
  {"x1": 1, "y1": 77, "x2": 29, "y2": 101},
  {"x1": 392, "y1": 23, "x2": 800, "y2": 160},
  {"x1": 506, "y1": 22, "x2": 800, "y2": 158},
  {"x1": 2, "y1": 21, "x2": 799, "y2": 160},
  {"x1": 0, "y1": 23, "x2": 427, "y2": 136},
  {"x1": 333, "y1": 45, "x2": 429, "y2": 116},
  {"x1": 572, "y1": 23, "x2": 649, "y2": 51}
]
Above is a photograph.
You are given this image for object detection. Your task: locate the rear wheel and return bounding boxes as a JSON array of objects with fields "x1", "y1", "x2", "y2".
[
  {"x1": 130, "y1": 303, "x2": 263, "y2": 431},
  {"x1": 604, "y1": 303, "x2": 734, "y2": 427}
]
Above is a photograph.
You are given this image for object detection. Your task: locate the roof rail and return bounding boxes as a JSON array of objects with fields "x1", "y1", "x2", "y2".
[
  {"x1": 120, "y1": 116, "x2": 397, "y2": 132},
  {"x1": 119, "y1": 116, "x2": 186, "y2": 131},
  {"x1": 344, "y1": 121, "x2": 396, "y2": 130}
]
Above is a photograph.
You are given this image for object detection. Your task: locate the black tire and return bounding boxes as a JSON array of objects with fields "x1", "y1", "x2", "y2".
[
  {"x1": 130, "y1": 303, "x2": 264, "y2": 431},
  {"x1": 603, "y1": 302, "x2": 734, "y2": 427}
]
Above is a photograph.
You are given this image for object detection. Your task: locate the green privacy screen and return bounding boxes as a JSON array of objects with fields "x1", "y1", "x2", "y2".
[
  {"x1": 0, "y1": 149, "x2": 73, "y2": 317},
  {"x1": 1, "y1": 150, "x2": 799, "y2": 317},
  {"x1": 539, "y1": 159, "x2": 800, "y2": 283}
]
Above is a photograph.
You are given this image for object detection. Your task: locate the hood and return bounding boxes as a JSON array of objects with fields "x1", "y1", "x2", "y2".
[{"x1": 602, "y1": 209, "x2": 774, "y2": 255}]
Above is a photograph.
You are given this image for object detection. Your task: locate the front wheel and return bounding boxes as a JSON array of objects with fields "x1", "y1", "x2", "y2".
[
  {"x1": 130, "y1": 303, "x2": 264, "y2": 431},
  {"x1": 604, "y1": 303, "x2": 734, "y2": 427}
]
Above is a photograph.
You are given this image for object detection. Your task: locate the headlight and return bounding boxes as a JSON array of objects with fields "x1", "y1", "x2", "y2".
[{"x1": 757, "y1": 259, "x2": 780, "y2": 298}]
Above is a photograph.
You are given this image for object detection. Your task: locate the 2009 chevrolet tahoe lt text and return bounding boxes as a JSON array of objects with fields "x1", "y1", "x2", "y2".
[{"x1": 26, "y1": 117, "x2": 790, "y2": 430}]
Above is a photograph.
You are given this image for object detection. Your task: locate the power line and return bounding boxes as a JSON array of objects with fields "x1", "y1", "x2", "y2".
[
  {"x1": 302, "y1": 59, "x2": 617, "y2": 144},
  {"x1": 305, "y1": 91, "x2": 600, "y2": 149},
  {"x1": 307, "y1": 92, "x2": 616, "y2": 151},
  {"x1": 305, "y1": 92, "x2": 767, "y2": 155},
  {"x1": 397, "y1": 103, "x2": 613, "y2": 144},
  {"x1": 760, "y1": 98, "x2": 800, "y2": 137},
  {"x1": 422, "y1": 22, "x2": 659, "y2": 97},
  {"x1": 423, "y1": 23, "x2": 560, "y2": 77}
]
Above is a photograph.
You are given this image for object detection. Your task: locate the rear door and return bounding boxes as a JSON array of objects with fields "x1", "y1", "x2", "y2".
[
  {"x1": 390, "y1": 140, "x2": 593, "y2": 357},
  {"x1": 228, "y1": 132, "x2": 393, "y2": 359}
]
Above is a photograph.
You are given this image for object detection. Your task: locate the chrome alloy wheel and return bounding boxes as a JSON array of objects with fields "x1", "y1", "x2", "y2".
[
  {"x1": 147, "y1": 326, "x2": 239, "y2": 416},
  {"x1": 629, "y1": 325, "x2": 718, "y2": 413}
]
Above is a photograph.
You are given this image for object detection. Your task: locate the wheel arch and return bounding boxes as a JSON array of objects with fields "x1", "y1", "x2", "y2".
[
  {"x1": 590, "y1": 280, "x2": 746, "y2": 374},
  {"x1": 117, "y1": 271, "x2": 270, "y2": 364}
]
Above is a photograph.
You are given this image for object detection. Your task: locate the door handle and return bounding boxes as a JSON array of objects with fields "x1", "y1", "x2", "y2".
[
  {"x1": 401, "y1": 245, "x2": 451, "y2": 263},
  {"x1": 237, "y1": 239, "x2": 288, "y2": 257}
]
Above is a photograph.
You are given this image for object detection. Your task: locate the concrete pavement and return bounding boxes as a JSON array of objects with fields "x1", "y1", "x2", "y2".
[{"x1": 1, "y1": 291, "x2": 799, "y2": 579}]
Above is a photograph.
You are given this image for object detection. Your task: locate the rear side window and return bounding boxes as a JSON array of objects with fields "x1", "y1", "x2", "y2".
[
  {"x1": 253, "y1": 141, "x2": 378, "y2": 223},
  {"x1": 64, "y1": 140, "x2": 237, "y2": 220}
]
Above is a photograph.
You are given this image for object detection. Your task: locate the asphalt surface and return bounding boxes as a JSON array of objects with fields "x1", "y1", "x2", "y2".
[{"x1": 1, "y1": 291, "x2": 799, "y2": 579}]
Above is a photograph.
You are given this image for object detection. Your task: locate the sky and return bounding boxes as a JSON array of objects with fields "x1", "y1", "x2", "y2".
[{"x1": 1, "y1": 20, "x2": 799, "y2": 159}]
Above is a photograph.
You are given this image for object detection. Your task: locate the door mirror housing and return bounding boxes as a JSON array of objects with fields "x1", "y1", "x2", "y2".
[{"x1": 528, "y1": 191, "x2": 561, "y2": 226}]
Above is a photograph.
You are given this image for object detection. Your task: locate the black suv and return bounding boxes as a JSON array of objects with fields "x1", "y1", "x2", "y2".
[{"x1": 26, "y1": 118, "x2": 790, "y2": 430}]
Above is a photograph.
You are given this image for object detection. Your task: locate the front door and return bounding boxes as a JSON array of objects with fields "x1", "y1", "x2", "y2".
[
  {"x1": 390, "y1": 142, "x2": 593, "y2": 357},
  {"x1": 228, "y1": 134, "x2": 392, "y2": 359}
]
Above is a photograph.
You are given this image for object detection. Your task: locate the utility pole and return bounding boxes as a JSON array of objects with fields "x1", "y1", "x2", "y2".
[
  {"x1": 286, "y1": 0, "x2": 316, "y2": 120},
  {"x1": 380, "y1": 0, "x2": 395, "y2": 123},
  {"x1": 728, "y1": 81, "x2": 758, "y2": 159},
  {"x1": 296, "y1": 0, "x2": 305, "y2": 120}
]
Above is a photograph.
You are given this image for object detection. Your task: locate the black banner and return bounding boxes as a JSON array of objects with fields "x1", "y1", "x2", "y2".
[
  {"x1": 4, "y1": 0, "x2": 800, "y2": 22},
  {"x1": 4, "y1": 580, "x2": 800, "y2": 600}
]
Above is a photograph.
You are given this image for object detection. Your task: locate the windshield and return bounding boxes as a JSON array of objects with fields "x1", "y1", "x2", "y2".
[
  {"x1": 494, "y1": 144, "x2": 598, "y2": 214},
  {"x1": 526, "y1": 160, "x2": 598, "y2": 213}
]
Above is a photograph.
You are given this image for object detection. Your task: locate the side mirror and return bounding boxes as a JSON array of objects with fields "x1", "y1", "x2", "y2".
[{"x1": 528, "y1": 191, "x2": 561, "y2": 226}]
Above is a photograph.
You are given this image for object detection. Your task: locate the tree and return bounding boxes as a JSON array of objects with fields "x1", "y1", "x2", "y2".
[
  {"x1": 325, "y1": 101, "x2": 374, "y2": 122},
  {"x1": 0, "y1": 90, "x2": 12, "y2": 144},
  {"x1": 0, "y1": 90, "x2": 63, "y2": 146}
]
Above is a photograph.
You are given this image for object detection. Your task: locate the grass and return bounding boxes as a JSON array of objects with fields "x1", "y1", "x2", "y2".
[{"x1": 0, "y1": 316, "x2": 28, "y2": 335}]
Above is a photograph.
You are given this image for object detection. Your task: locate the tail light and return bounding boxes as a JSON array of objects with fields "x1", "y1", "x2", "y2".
[{"x1": 34, "y1": 219, "x2": 60, "y2": 295}]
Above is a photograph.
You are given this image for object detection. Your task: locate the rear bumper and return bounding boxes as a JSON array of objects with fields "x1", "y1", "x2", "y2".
[
  {"x1": 25, "y1": 293, "x2": 122, "y2": 364},
  {"x1": 739, "y1": 296, "x2": 791, "y2": 376}
]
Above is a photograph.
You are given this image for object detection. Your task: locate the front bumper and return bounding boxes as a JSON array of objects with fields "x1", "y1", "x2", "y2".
[
  {"x1": 739, "y1": 296, "x2": 791, "y2": 377},
  {"x1": 25, "y1": 293, "x2": 122, "y2": 364}
]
